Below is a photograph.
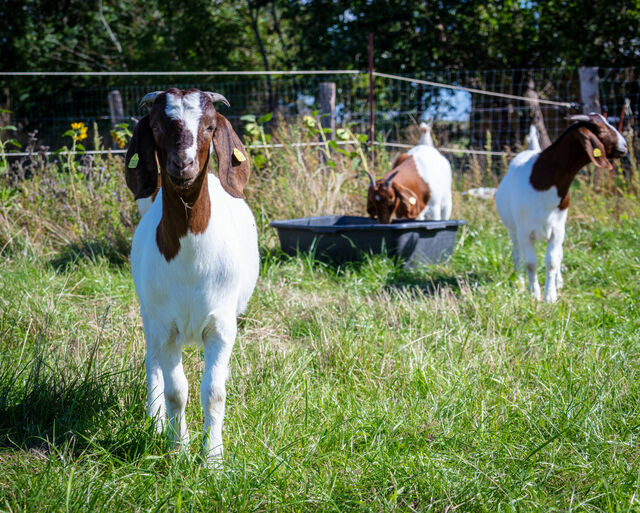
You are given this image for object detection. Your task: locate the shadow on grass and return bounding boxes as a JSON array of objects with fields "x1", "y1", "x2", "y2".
[
  {"x1": 261, "y1": 244, "x2": 488, "y2": 296},
  {"x1": 382, "y1": 266, "x2": 487, "y2": 296},
  {"x1": 0, "y1": 346, "x2": 150, "y2": 459},
  {"x1": 48, "y1": 237, "x2": 131, "y2": 272}
]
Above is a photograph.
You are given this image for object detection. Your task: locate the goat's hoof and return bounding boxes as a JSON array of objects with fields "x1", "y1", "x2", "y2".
[{"x1": 202, "y1": 450, "x2": 223, "y2": 470}]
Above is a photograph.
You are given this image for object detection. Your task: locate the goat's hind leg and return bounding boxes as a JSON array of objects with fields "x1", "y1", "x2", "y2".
[
  {"x1": 544, "y1": 227, "x2": 565, "y2": 303},
  {"x1": 517, "y1": 229, "x2": 541, "y2": 300},
  {"x1": 201, "y1": 313, "x2": 237, "y2": 467}
]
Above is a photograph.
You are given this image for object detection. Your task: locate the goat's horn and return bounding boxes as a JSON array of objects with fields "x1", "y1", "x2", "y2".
[
  {"x1": 139, "y1": 91, "x2": 161, "y2": 110},
  {"x1": 384, "y1": 169, "x2": 399, "y2": 187},
  {"x1": 567, "y1": 114, "x2": 590, "y2": 122},
  {"x1": 204, "y1": 92, "x2": 230, "y2": 108},
  {"x1": 366, "y1": 171, "x2": 376, "y2": 188}
]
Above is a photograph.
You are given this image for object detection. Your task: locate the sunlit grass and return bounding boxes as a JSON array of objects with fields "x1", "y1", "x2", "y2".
[{"x1": 0, "y1": 127, "x2": 639, "y2": 511}]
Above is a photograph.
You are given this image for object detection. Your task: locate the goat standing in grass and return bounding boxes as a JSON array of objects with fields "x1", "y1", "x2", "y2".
[
  {"x1": 367, "y1": 123, "x2": 452, "y2": 223},
  {"x1": 124, "y1": 88, "x2": 259, "y2": 466},
  {"x1": 495, "y1": 113, "x2": 627, "y2": 303}
]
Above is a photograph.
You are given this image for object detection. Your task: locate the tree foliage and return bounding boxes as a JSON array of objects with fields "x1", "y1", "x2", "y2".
[
  {"x1": 2, "y1": 0, "x2": 639, "y2": 75},
  {"x1": 281, "y1": 0, "x2": 640, "y2": 71}
]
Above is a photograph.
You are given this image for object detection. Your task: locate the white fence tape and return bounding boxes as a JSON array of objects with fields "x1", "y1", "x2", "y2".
[{"x1": 373, "y1": 71, "x2": 574, "y2": 108}]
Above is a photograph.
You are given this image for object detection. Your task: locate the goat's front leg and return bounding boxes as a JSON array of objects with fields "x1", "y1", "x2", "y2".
[
  {"x1": 143, "y1": 320, "x2": 169, "y2": 432},
  {"x1": 518, "y1": 229, "x2": 541, "y2": 300},
  {"x1": 201, "y1": 314, "x2": 237, "y2": 467},
  {"x1": 544, "y1": 226, "x2": 565, "y2": 303},
  {"x1": 157, "y1": 341, "x2": 189, "y2": 448},
  {"x1": 145, "y1": 349, "x2": 166, "y2": 433}
]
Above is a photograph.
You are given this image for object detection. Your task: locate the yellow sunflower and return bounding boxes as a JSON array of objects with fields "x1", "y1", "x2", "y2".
[{"x1": 71, "y1": 122, "x2": 88, "y2": 142}]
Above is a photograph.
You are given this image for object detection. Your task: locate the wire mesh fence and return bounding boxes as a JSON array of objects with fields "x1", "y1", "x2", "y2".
[{"x1": 1, "y1": 67, "x2": 638, "y2": 159}]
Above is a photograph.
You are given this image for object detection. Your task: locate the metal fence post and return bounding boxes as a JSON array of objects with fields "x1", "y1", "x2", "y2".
[
  {"x1": 368, "y1": 33, "x2": 375, "y2": 167},
  {"x1": 108, "y1": 90, "x2": 125, "y2": 149},
  {"x1": 579, "y1": 67, "x2": 600, "y2": 114}
]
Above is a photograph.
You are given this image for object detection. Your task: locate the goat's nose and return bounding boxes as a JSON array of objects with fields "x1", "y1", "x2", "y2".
[{"x1": 170, "y1": 155, "x2": 194, "y2": 172}]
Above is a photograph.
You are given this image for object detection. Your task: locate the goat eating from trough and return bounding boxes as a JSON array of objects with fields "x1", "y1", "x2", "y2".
[
  {"x1": 124, "y1": 88, "x2": 259, "y2": 466},
  {"x1": 367, "y1": 123, "x2": 452, "y2": 223},
  {"x1": 495, "y1": 113, "x2": 627, "y2": 303}
]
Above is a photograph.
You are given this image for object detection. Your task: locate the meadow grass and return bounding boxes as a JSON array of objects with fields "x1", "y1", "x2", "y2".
[{"x1": 0, "y1": 128, "x2": 639, "y2": 512}]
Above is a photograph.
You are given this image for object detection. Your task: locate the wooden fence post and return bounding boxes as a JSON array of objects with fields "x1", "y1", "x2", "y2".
[
  {"x1": 318, "y1": 82, "x2": 336, "y2": 134},
  {"x1": 524, "y1": 78, "x2": 552, "y2": 149},
  {"x1": 579, "y1": 67, "x2": 600, "y2": 114},
  {"x1": 108, "y1": 90, "x2": 125, "y2": 149}
]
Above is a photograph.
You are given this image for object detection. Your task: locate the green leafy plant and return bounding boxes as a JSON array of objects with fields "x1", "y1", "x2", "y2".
[
  {"x1": 0, "y1": 109, "x2": 22, "y2": 174},
  {"x1": 110, "y1": 122, "x2": 132, "y2": 149},
  {"x1": 57, "y1": 121, "x2": 88, "y2": 175},
  {"x1": 242, "y1": 113, "x2": 273, "y2": 169}
]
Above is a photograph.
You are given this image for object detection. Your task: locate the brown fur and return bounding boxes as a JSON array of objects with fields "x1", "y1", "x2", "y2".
[
  {"x1": 367, "y1": 155, "x2": 431, "y2": 224},
  {"x1": 124, "y1": 88, "x2": 250, "y2": 261},
  {"x1": 392, "y1": 153, "x2": 412, "y2": 169},
  {"x1": 530, "y1": 115, "x2": 625, "y2": 210}
]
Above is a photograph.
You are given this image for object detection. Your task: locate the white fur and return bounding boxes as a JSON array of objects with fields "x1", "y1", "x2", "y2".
[
  {"x1": 496, "y1": 148, "x2": 567, "y2": 302},
  {"x1": 407, "y1": 141, "x2": 453, "y2": 220},
  {"x1": 527, "y1": 125, "x2": 541, "y2": 152},
  {"x1": 496, "y1": 115, "x2": 627, "y2": 303},
  {"x1": 136, "y1": 197, "x2": 154, "y2": 217},
  {"x1": 165, "y1": 92, "x2": 202, "y2": 161},
  {"x1": 596, "y1": 113, "x2": 627, "y2": 153},
  {"x1": 131, "y1": 173, "x2": 259, "y2": 464},
  {"x1": 418, "y1": 122, "x2": 434, "y2": 147}
]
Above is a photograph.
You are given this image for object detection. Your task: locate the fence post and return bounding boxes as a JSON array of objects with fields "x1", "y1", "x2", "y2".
[
  {"x1": 368, "y1": 33, "x2": 375, "y2": 167},
  {"x1": 318, "y1": 82, "x2": 336, "y2": 134},
  {"x1": 524, "y1": 78, "x2": 552, "y2": 149},
  {"x1": 108, "y1": 90, "x2": 125, "y2": 149},
  {"x1": 579, "y1": 67, "x2": 600, "y2": 114},
  {"x1": 0, "y1": 87, "x2": 10, "y2": 130}
]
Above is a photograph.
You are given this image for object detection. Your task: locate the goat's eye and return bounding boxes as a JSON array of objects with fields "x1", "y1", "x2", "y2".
[{"x1": 206, "y1": 125, "x2": 214, "y2": 132}]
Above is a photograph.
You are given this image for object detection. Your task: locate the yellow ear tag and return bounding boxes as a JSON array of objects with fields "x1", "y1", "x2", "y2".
[
  {"x1": 409, "y1": 196, "x2": 417, "y2": 205},
  {"x1": 233, "y1": 148, "x2": 246, "y2": 162},
  {"x1": 128, "y1": 153, "x2": 139, "y2": 168},
  {"x1": 593, "y1": 148, "x2": 602, "y2": 158}
]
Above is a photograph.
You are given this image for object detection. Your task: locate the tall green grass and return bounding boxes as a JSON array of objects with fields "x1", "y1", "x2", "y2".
[{"x1": 0, "y1": 122, "x2": 639, "y2": 511}]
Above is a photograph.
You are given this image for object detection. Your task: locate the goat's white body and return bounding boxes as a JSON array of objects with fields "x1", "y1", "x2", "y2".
[
  {"x1": 131, "y1": 173, "x2": 259, "y2": 461},
  {"x1": 495, "y1": 149, "x2": 567, "y2": 302},
  {"x1": 137, "y1": 197, "x2": 155, "y2": 217},
  {"x1": 407, "y1": 144, "x2": 453, "y2": 220}
]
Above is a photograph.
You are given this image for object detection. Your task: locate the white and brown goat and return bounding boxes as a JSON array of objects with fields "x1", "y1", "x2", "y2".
[
  {"x1": 124, "y1": 88, "x2": 259, "y2": 465},
  {"x1": 495, "y1": 113, "x2": 627, "y2": 302},
  {"x1": 367, "y1": 123, "x2": 452, "y2": 223}
]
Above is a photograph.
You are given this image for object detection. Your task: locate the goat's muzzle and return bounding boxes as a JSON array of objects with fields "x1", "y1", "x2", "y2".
[{"x1": 166, "y1": 156, "x2": 199, "y2": 189}]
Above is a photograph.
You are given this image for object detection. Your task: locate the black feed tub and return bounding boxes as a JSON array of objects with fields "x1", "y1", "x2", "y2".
[{"x1": 270, "y1": 216, "x2": 465, "y2": 267}]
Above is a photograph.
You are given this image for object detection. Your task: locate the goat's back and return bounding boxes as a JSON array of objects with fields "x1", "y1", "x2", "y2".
[{"x1": 407, "y1": 145, "x2": 452, "y2": 205}]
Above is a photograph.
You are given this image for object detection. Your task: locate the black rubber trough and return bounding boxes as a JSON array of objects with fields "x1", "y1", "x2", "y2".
[{"x1": 270, "y1": 215, "x2": 466, "y2": 267}]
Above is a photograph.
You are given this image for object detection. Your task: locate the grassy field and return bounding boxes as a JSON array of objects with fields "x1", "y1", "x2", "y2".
[{"x1": 0, "y1": 127, "x2": 639, "y2": 512}]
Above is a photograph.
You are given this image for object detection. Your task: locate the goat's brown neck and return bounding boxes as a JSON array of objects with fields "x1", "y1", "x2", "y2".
[
  {"x1": 530, "y1": 131, "x2": 590, "y2": 206},
  {"x1": 156, "y1": 159, "x2": 211, "y2": 261}
]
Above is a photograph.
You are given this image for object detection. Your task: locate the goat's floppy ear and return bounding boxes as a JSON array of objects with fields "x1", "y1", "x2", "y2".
[
  {"x1": 212, "y1": 113, "x2": 250, "y2": 199},
  {"x1": 125, "y1": 115, "x2": 159, "y2": 199},
  {"x1": 394, "y1": 183, "x2": 420, "y2": 218},
  {"x1": 577, "y1": 126, "x2": 613, "y2": 170}
]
